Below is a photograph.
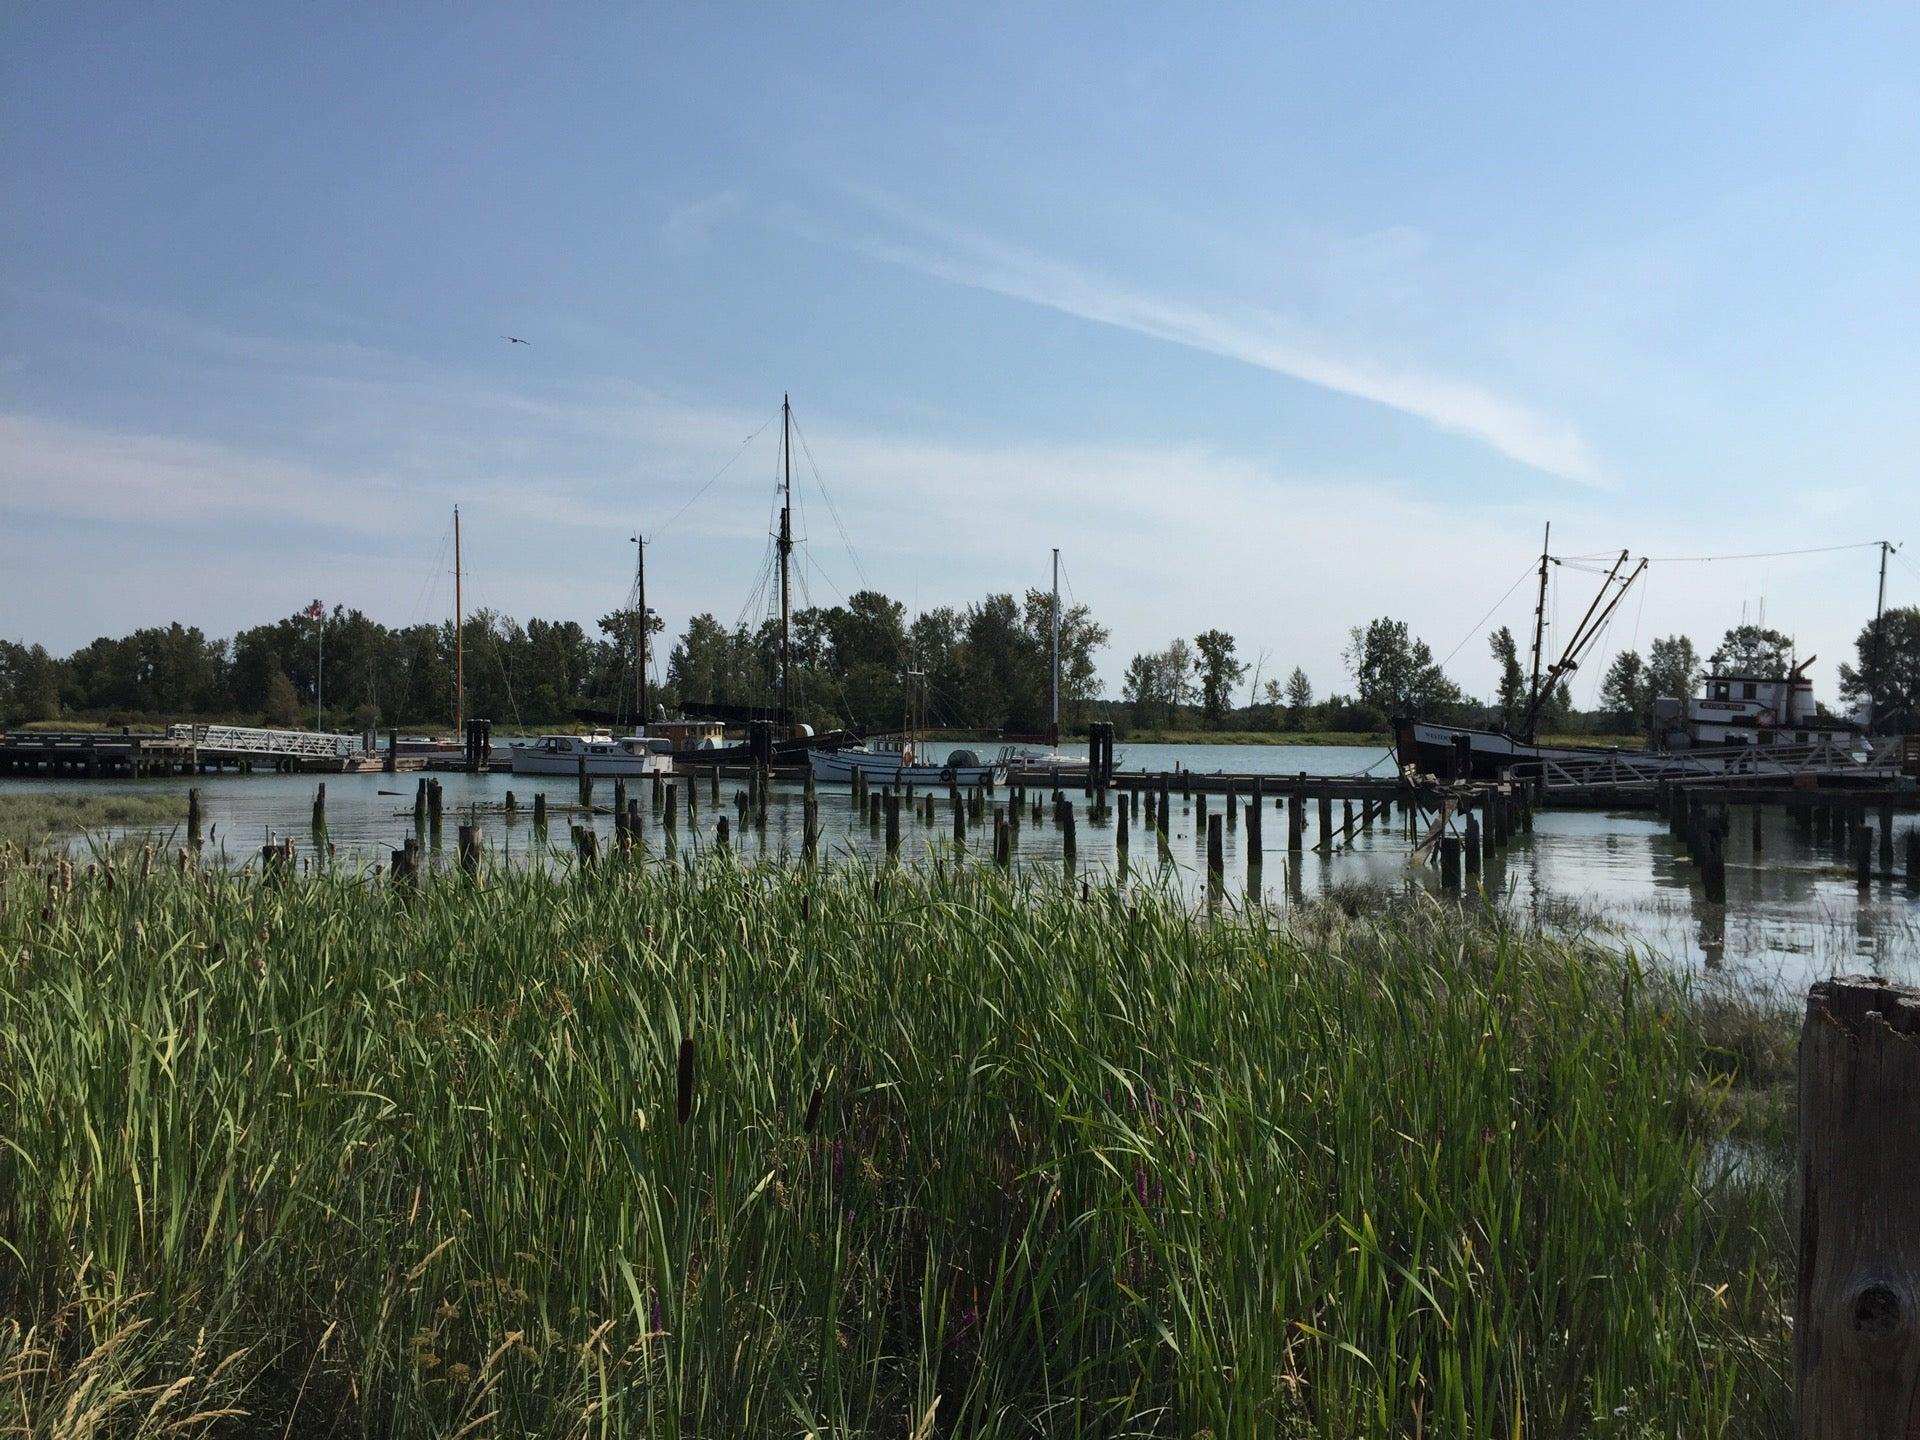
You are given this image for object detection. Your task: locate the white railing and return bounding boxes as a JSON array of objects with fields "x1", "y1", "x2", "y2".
[
  {"x1": 168, "y1": 724, "x2": 367, "y2": 759},
  {"x1": 1509, "y1": 737, "x2": 1895, "y2": 792}
]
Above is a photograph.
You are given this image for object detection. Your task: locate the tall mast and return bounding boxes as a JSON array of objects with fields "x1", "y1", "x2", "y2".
[
  {"x1": 1525, "y1": 521, "x2": 1550, "y2": 741},
  {"x1": 632, "y1": 532, "x2": 648, "y2": 729},
  {"x1": 453, "y1": 505, "x2": 463, "y2": 734},
  {"x1": 778, "y1": 393, "x2": 793, "y2": 736},
  {"x1": 1050, "y1": 547, "x2": 1061, "y2": 744}
]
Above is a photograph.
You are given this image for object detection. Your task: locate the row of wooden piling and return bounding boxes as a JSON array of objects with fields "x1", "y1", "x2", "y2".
[{"x1": 1663, "y1": 782, "x2": 1920, "y2": 899}]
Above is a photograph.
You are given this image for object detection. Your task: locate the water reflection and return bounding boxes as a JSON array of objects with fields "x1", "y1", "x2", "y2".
[{"x1": 12, "y1": 742, "x2": 1915, "y2": 989}]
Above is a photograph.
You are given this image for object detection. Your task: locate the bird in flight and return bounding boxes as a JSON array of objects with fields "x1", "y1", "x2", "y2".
[{"x1": 501, "y1": 335, "x2": 530, "y2": 346}]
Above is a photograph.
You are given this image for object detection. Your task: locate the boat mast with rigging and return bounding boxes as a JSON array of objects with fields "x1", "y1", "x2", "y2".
[{"x1": 778, "y1": 394, "x2": 794, "y2": 739}]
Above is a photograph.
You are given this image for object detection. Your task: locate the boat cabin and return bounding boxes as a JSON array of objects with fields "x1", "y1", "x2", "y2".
[
  {"x1": 649, "y1": 718, "x2": 729, "y2": 751},
  {"x1": 1677, "y1": 670, "x2": 1858, "y2": 748}
]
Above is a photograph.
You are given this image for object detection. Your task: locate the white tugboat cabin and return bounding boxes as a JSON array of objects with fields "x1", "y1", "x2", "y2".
[{"x1": 1654, "y1": 658, "x2": 1860, "y2": 751}]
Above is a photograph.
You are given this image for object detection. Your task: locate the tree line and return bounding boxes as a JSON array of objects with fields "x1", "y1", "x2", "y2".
[{"x1": 4, "y1": 598, "x2": 1914, "y2": 736}]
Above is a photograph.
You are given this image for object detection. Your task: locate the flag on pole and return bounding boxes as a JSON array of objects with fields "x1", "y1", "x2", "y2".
[{"x1": 306, "y1": 602, "x2": 324, "y2": 621}]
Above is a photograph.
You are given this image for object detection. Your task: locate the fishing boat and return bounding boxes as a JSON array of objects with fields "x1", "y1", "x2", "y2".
[
  {"x1": 1395, "y1": 529, "x2": 1870, "y2": 782},
  {"x1": 807, "y1": 672, "x2": 1005, "y2": 786},
  {"x1": 806, "y1": 740, "x2": 1005, "y2": 788},
  {"x1": 509, "y1": 730, "x2": 674, "y2": 777}
]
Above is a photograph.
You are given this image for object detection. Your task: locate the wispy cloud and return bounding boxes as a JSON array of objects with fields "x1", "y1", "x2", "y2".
[{"x1": 801, "y1": 192, "x2": 1604, "y2": 486}]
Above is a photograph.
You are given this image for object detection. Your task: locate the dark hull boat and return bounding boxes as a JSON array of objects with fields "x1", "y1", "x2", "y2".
[{"x1": 1394, "y1": 718, "x2": 1616, "y2": 780}]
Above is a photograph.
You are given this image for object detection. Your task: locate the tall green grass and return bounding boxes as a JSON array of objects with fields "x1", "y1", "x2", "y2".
[{"x1": 0, "y1": 847, "x2": 1789, "y2": 1436}]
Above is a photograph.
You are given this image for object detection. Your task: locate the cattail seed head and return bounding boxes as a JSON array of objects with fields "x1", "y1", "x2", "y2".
[{"x1": 676, "y1": 1035, "x2": 695, "y2": 1124}]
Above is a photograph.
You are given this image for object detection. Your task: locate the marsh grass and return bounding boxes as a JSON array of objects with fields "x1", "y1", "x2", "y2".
[
  {"x1": 0, "y1": 791, "x2": 183, "y2": 850},
  {"x1": 0, "y1": 848, "x2": 1789, "y2": 1436}
]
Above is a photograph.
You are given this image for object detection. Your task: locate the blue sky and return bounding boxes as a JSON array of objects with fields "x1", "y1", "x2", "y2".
[{"x1": 4, "y1": 3, "x2": 1916, "y2": 705}]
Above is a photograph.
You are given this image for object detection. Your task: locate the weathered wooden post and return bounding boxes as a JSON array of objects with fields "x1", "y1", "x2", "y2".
[
  {"x1": 869, "y1": 792, "x2": 882, "y2": 829},
  {"x1": 717, "y1": 815, "x2": 731, "y2": 853},
  {"x1": 1464, "y1": 812, "x2": 1481, "y2": 879},
  {"x1": 414, "y1": 777, "x2": 428, "y2": 832},
  {"x1": 1062, "y1": 801, "x2": 1077, "y2": 873},
  {"x1": 994, "y1": 811, "x2": 1010, "y2": 869},
  {"x1": 627, "y1": 798, "x2": 641, "y2": 846},
  {"x1": 1116, "y1": 795, "x2": 1129, "y2": 859},
  {"x1": 1288, "y1": 786, "x2": 1304, "y2": 853},
  {"x1": 952, "y1": 793, "x2": 965, "y2": 849},
  {"x1": 711, "y1": 765, "x2": 721, "y2": 805},
  {"x1": 1317, "y1": 795, "x2": 1333, "y2": 852},
  {"x1": 1795, "y1": 975, "x2": 1920, "y2": 1435},
  {"x1": 1439, "y1": 835, "x2": 1460, "y2": 892},
  {"x1": 427, "y1": 780, "x2": 443, "y2": 842},
  {"x1": 1856, "y1": 826, "x2": 1873, "y2": 891},
  {"x1": 1245, "y1": 786, "x2": 1262, "y2": 855},
  {"x1": 457, "y1": 823, "x2": 482, "y2": 879},
  {"x1": 577, "y1": 758, "x2": 591, "y2": 809},
  {"x1": 613, "y1": 777, "x2": 627, "y2": 819},
  {"x1": 1225, "y1": 780, "x2": 1237, "y2": 830},
  {"x1": 614, "y1": 801, "x2": 631, "y2": 855},
  {"x1": 384, "y1": 728, "x2": 397, "y2": 773},
  {"x1": 804, "y1": 797, "x2": 819, "y2": 861},
  {"x1": 885, "y1": 792, "x2": 901, "y2": 860},
  {"x1": 187, "y1": 788, "x2": 203, "y2": 849},
  {"x1": 1879, "y1": 807, "x2": 1895, "y2": 874},
  {"x1": 1206, "y1": 813, "x2": 1223, "y2": 893},
  {"x1": 390, "y1": 838, "x2": 417, "y2": 884},
  {"x1": 532, "y1": 791, "x2": 548, "y2": 839}
]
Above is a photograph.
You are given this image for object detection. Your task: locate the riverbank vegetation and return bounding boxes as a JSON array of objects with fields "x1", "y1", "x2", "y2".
[
  {"x1": 0, "y1": 790, "x2": 182, "y2": 849},
  {"x1": 1, "y1": 852, "x2": 1793, "y2": 1435},
  {"x1": 10, "y1": 592, "x2": 1909, "y2": 741}
]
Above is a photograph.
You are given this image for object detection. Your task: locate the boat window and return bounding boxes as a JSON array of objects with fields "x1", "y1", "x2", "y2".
[
  {"x1": 1741, "y1": 682, "x2": 1757, "y2": 700},
  {"x1": 1711, "y1": 683, "x2": 1729, "y2": 700},
  {"x1": 1797, "y1": 731, "x2": 1809, "y2": 743}
]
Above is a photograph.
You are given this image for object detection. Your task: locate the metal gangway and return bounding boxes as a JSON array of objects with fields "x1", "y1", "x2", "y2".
[
  {"x1": 1509, "y1": 736, "x2": 1902, "y2": 795},
  {"x1": 167, "y1": 723, "x2": 368, "y2": 760}
]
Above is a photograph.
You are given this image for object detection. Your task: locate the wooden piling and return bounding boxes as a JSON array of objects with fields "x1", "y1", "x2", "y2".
[
  {"x1": 1795, "y1": 975, "x2": 1920, "y2": 1434},
  {"x1": 1062, "y1": 801, "x2": 1077, "y2": 872},
  {"x1": 717, "y1": 816, "x2": 731, "y2": 853},
  {"x1": 414, "y1": 777, "x2": 427, "y2": 831},
  {"x1": 1702, "y1": 813, "x2": 1728, "y2": 904},
  {"x1": 1880, "y1": 807, "x2": 1895, "y2": 873},
  {"x1": 533, "y1": 792, "x2": 548, "y2": 838},
  {"x1": 885, "y1": 793, "x2": 900, "y2": 859},
  {"x1": 577, "y1": 759, "x2": 591, "y2": 809},
  {"x1": 1439, "y1": 835, "x2": 1461, "y2": 892},
  {"x1": 1206, "y1": 813, "x2": 1223, "y2": 890},
  {"x1": 1909, "y1": 826, "x2": 1920, "y2": 893},
  {"x1": 390, "y1": 839, "x2": 417, "y2": 884},
  {"x1": 994, "y1": 811, "x2": 1010, "y2": 868},
  {"x1": 1317, "y1": 795, "x2": 1333, "y2": 851},
  {"x1": 187, "y1": 788, "x2": 202, "y2": 849},
  {"x1": 1464, "y1": 812, "x2": 1481, "y2": 878},
  {"x1": 1856, "y1": 826, "x2": 1873, "y2": 891},
  {"x1": 457, "y1": 823, "x2": 482, "y2": 879}
]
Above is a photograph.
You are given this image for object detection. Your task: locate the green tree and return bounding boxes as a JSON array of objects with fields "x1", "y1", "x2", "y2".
[
  {"x1": 0, "y1": 641, "x2": 64, "y2": 726},
  {"x1": 1838, "y1": 605, "x2": 1920, "y2": 733},
  {"x1": 1489, "y1": 627, "x2": 1527, "y2": 730},
  {"x1": 1644, "y1": 635, "x2": 1700, "y2": 708},
  {"x1": 1344, "y1": 618, "x2": 1462, "y2": 719},
  {"x1": 1283, "y1": 667, "x2": 1312, "y2": 730},
  {"x1": 1710, "y1": 624, "x2": 1795, "y2": 678},
  {"x1": 1192, "y1": 629, "x2": 1248, "y2": 726},
  {"x1": 1599, "y1": 650, "x2": 1647, "y2": 730}
]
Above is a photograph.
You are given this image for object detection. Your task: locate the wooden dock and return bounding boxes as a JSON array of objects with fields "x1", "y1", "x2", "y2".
[{"x1": 0, "y1": 728, "x2": 384, "y2": 777}]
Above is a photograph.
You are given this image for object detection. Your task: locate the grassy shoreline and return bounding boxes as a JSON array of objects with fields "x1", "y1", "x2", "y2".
[
  {"x1": 1, "y1": 852, "x2": 1790, "y2": 1435},
  {"x1": 0, "y1": 790, "x2": 183, "y2": 848}
]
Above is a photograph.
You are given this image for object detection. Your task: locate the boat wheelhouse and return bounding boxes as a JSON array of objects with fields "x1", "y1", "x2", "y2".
[{"x1": 1658, "y1": 660, "x2": 1859, "y2": 750}]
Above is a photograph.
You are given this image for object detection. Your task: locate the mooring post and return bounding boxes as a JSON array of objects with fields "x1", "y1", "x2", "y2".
[
  {"x1": 457, "y1": 823, "x2": 482, "y2": 879},
  {"x1": 390, "y1": 839, "x2": 416, "y2": 884},
  {"x1": 1206, "y1": 812, "x2": 1223, "y2": 881},
  {"x1": 1856, "y1": 826, "x2": 1873, "y2": 891},
  {"x1": 414, "y1": 777, "x2": 427, "y2": 831},
  {"x1": 532, "y1": 791, "x2": 548, "y2": 839},
  {"x1": 427, "y1": 780, "x2": 443, "y2": 838},
  {"x1": 1464, "y1": 811, "x2": 1481, "y2": 878},
  {"x1": 1289, "y1": 785, "x2": 1304, "y2": 852},
  {"x1": 1225, "y1": 780, "x2": 1237, "y2": 830},
  {"x1": 717, "y1": 815, "x2": 731, "y2": 853},
  {"x1": 187, "y1": 788, "x2": 202, "y2": 849},
  {"x1": 711, "y1": 765, "x2": 721, "y2": 805},
  {"x1": 885, "y1": 792, "x2": 900, "y2": 860},
  {"x1": 869, "y1": 792, "x2": 882, "y2": 829},
  {"x1": 627, "y1": 798, "x2": 641, "y2": 846},
  {"x1": 1795, "y1": 975, "x2": 1920, "y2": 1435},
  {"x1": 1439, "y1": 835, "x2": 1461, "y2": 892},
  {"x1": 1317, "y1": 795, "x2": 1333, "y2": 851},
  {"x1": 1063, "y1": 801, "x2": 1077, "y2": 873}
]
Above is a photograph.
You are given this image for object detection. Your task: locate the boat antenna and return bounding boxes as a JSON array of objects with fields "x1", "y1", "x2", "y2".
[
  {"x1": 1050, "y1": 546, "x2": 1061, "y2": 746},
  {"x1": 779, "y1": 394, "x2": 793, "y2": 737},
  {"x1": 453, "y1": 504, "x2": 464, "y2": 735},
  {"x1": 631, "y1": 532, "x2": 648, "y2": 730},
  {"x1": 1524, "y1": 521, "x2": 1549, "y2": 739}
]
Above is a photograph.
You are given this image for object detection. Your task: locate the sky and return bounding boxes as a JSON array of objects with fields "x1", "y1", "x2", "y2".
[{"x1": 4, "y1": 3, "x2": 1917, "y2": 710}]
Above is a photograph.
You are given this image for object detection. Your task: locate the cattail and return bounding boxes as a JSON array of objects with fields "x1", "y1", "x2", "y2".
[
  {"x1": 802, "y1": 1082, "x2": 823, "y2": 1134},
  {"x1": 676, "y1": 1035, "x2": 695, "y2": 1124}
]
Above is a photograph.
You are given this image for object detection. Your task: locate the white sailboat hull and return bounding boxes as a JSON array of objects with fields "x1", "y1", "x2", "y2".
[{"x1": 807, "y1": 749, "x2": 1004, "y2": 788}]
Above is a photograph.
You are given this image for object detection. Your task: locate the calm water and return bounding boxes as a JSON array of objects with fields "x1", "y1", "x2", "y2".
[{"x1": 15, "y1": 741, "x2": 1916, "y2": 990}]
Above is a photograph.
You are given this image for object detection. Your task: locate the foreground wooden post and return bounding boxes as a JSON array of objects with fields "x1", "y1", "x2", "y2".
[
  {"x1": 1797, "y1": 976, "x2": 1920, "y2": 1435},
  {"x1": 457, "y1": 823, "x2": 482, "y2": 879},
  {"x1": 187, "y1": 788, "x2": 203, "y2": 849}
]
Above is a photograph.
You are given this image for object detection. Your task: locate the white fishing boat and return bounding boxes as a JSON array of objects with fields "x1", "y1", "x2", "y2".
[
  {"x1": 509, "y1": 730, "x2": 674, "y2": 778},
  {"x1": 808, "y1": 739, "x2": 1005, "y2": 788}
]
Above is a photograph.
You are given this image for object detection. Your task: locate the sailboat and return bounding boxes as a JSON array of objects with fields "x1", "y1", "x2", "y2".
[
  {"x1": 510, "y1": 531, "x2": 673, "y2": 778},
  {"x1": 989, "y1": 547, "x2": 1089, "y2": 774}
]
